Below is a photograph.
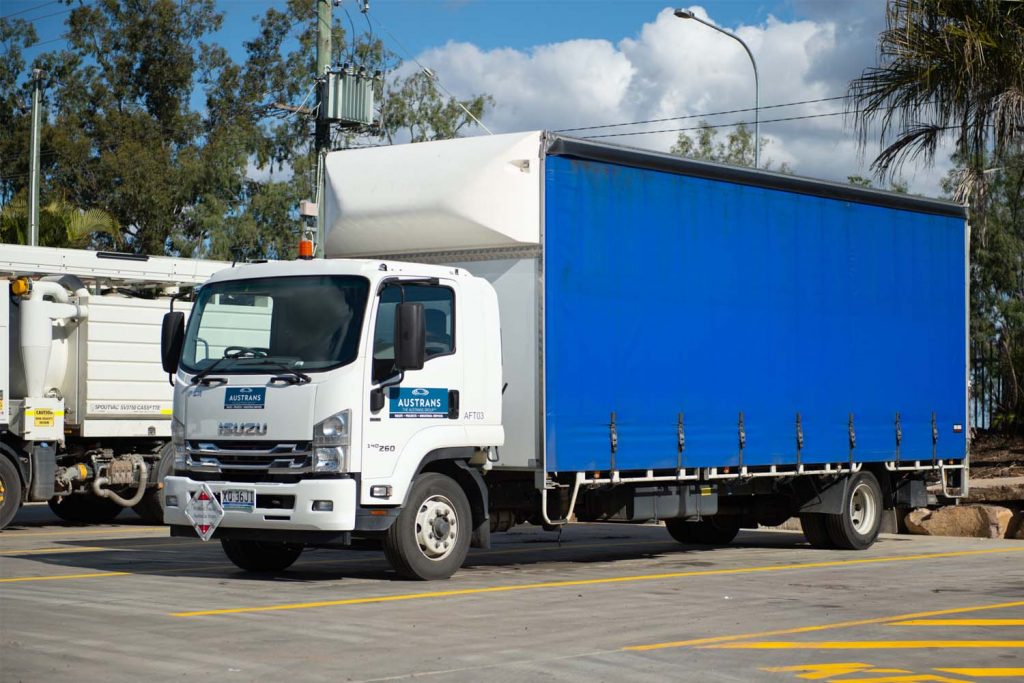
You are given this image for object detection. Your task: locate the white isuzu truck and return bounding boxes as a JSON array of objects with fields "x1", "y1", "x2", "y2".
[
  {"x1": 0, "y1": 245, "x2": 224, "y2": 528},
  {"x1": 163, "y1": 132, "x2": 969, "y2": 580}
]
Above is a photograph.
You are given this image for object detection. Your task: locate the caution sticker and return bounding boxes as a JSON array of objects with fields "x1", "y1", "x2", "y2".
[{"x1": 33, "y1": 409, "x2": 55, "y2": 428}]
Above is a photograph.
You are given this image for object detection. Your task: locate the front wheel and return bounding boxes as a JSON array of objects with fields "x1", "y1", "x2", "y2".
[
  {"x1": 221, "y1": 539, "x2": 303, "y2": 572},
  {"x1": 0, "y1": 456, "x2": 23, "y2": 530},
  {"x1": 133, "y1": 443, "x2": 175, "y2": 524},
  {"x1": 665, "y1": 516, "x2": 740, "y2": 545},
  {"x1": 384, "y1": 473, "x2": 472, "y2": 580},
  {"x1": 825, "y1": 471, "x2": 883, "y2": 550},
  {"x1": 48, "y1": 494, "x2": 123, "y2": 524}
]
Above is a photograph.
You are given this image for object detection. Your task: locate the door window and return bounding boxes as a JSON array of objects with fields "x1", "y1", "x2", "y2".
[{"x1": 372, "y1": 283, "x2": 455, "y2": 382}]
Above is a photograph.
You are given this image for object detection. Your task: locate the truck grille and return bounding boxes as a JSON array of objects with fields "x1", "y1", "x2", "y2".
[{"x1": 185, "y1": 442, "x2": 312, "y2": 476}]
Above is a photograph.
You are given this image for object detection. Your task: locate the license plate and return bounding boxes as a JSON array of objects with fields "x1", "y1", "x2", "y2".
[{"x1": 220, "y1": 488, "x2": 255, "y2": 512}]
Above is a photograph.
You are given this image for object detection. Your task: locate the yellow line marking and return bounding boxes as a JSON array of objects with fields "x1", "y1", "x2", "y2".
[
  {"x1": 891, "y1": 619, "x2": 1024, "y2": 627},
  {"x1": 0, "y1": 526, "x2": 168, "y2": 539},
  {"x1": 0, "y1": 541, "x2": 189, "y2": 556},
  {"x1": 171, "y1": 546, "x2": 1024, "y2": 618},
  {"x1": 760, "y1": 663, "x2": 880, "y2": 679},
  {"x1": 936, "y1": 669, "x2": 1024, "y2": 678},
  {"x1": 0, "y1": 571, "x2": 131, "y2": 583},
  {"x1": 706, "y1": 640, "x2": 1024, "y2": 650},
  {"x1": 624, "y1": 599, "x2": 1024, "y2": 651}
]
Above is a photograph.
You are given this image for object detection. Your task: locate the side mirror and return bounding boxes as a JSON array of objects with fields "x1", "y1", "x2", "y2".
[
  {"x1": 161, "y1": 311, "x2": 185, "y2": 374},
  {"x1": 394, "y1": 302, "x2": 425, "y2": 371}
]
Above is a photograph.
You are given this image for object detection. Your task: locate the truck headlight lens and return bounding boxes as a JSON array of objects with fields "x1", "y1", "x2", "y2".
[
  {"x1": 313, "y1": 410, "x2": 350, "y2": 473},
  {"x1": 171, "y1": 417, "x2": 187, "y2": 470},
  {"x1": 313, "y1": 410, "x2": 350, "y2": 446},
  {"x1": 314, "y1": 446, "x2": 347, "y2": 473}
]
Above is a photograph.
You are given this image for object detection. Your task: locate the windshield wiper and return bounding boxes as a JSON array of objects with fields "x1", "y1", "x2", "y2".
[
  {"x1": 255, "y1": 360, "x2": 312, "y2": 385},
  {"x1": 190, "y1": 357, "x2": 231, "y2": 385}
]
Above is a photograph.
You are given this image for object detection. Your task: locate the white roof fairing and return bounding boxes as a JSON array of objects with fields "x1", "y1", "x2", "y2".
[{"x1": 323, "y1": 131, "x2": 543, "y2": 258}]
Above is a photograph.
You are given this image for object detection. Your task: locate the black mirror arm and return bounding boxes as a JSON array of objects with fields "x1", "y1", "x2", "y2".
[{"x1": 370, "y1": 370, "x2": 405, "y2": 413}]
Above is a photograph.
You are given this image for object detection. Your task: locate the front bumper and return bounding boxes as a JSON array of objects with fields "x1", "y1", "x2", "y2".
[{"x1": 163, "y1": 476, "x2": 357, "y2": 532}]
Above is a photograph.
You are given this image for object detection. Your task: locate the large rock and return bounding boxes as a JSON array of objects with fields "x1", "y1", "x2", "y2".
[{"x1": 903, "y1": 505, "x2": 1014, "y2": 538}]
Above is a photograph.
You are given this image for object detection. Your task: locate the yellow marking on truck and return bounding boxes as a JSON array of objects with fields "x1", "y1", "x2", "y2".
[
  {"x1": 0, "y1": 571, "x2": 131, "y2": 583},
  {"x1": 625, "y1": 598, "x2": 1024, "y2": 650},
  {"x1": 169, "y1": 547, "x2": 1024, "y2": 617},
  {"x1": 160, "y1": 409, "x2": 173, "y2": 415},
  {"x1": 707, "y1": 640, "x2": 1024, "y2": 650},
  {"x1": 935, "y1": 668, "x2": 1024, "y2": 677},
  {"x1": 890, "y1": 619, "x2": 1024, "y2": 627}
]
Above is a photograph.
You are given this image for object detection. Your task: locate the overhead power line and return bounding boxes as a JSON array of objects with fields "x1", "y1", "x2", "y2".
[
  {"x1": 555, "y1": 95, "x2": 848, "y2": 134},
  {"x1": 0, "y1": 1, "x2": 59, "y2": 20},
  {"x1": 580, "y1": 110, "x2": 851, "y2": 139}
]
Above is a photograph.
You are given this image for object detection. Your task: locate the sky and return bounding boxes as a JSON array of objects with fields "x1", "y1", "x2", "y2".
[{"x1": 7, "y1": 0, "x2": 954, "y2": 196}]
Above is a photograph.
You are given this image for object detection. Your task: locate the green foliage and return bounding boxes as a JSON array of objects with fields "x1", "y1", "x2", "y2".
[
  {"x1": 0, "y1": 0, "x2": 491, "y2": 261},
  {"x1": 382, "y1": 70, "x2": 493, "y2": 144},
  {"x1": 848, "y1": 0, "x2": 1024, "y2": 199},
  {"x1": 669, "y1": 121, "x2": 791, "y2": 172},
  {"x1": 946, "y1": 149, "x2": 1024, "y2": 430},
  {"x1": 1, "y1": 193, "x2": 121, "y2": 248},
  {"x1": 846, "y1": 175, "x2": 909, "y2": 193}
]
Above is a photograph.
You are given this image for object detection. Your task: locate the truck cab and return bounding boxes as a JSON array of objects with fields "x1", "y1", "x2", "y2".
[{"x1": 163, "y1": 257, "x2": 504, "y2": 579}]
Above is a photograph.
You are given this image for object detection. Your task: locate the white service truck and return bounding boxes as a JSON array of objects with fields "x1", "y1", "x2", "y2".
[
  {"x1": 163, "y1": 132, "x2": 968, "y2": 580},
  {"x1": 0, "y1": 245, "x2": 225, "y2": 528}
]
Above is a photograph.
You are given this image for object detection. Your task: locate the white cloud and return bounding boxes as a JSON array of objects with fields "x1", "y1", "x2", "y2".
[{"x1": 406, "y1": 4, "x2": 954, "y2": 196}]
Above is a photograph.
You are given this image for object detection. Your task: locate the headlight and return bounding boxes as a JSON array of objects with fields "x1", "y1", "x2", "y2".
[
  {"x1": 314, "y1": 446, "x2": 347, "y2": 473},
  {"x1": 171, "y1": 417, "x2": 187, "y2": 470},
  {"x1": 314, "y1": 410, "x2": 350, "y2": 446},
  {"x1": 313, "y1": 410, "x2": 350, "y2": 473}
]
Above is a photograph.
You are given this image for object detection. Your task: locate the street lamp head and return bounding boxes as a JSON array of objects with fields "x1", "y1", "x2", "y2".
[{"x1": 674, "y1": 9, "x2": 695, "y2": 19}]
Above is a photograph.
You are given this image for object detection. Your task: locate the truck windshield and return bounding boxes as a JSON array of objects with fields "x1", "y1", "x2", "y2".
[{"x1": 180, "y1": 275, "x2": 370, "y2": 374}]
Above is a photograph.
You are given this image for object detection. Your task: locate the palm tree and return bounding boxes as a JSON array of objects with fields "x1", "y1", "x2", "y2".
[
  {"x1": 0, "y1": 195, "x2": 122, "y2": 249},
  {"x1": 848, "y1": 0, "x2": 1024, "y2": 202}
]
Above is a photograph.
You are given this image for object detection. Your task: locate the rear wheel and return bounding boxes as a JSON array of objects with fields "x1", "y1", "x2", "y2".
[
  {"x1": 48, "y1": 494, "x2": 123, "y2": 524},
  {"x1": 799, "y1": 513, "x2": 837, "y2": 549},
  {"x1": 384, "y1": 473, "x2": 471, "y2": 580},
  {"x1": 665, "y1": 516, "x2": 740, "y2": 545},
  {"x1": 0, "y1": 456, "x2": 23, "y2": 530},
  {"x1": 221, "y1": 539, "x2": 304, "y2": 572},
  {"x1": 825, "y1": 471, "x2": 883, "y2": 550}
]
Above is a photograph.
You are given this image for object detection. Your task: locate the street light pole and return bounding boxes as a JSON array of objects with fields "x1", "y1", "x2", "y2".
[
  {"x1": 674, "y1": 9, "x2": 759, "y2": 169},
  {"x1": 28, "y1": 69, "x2": 46, "y2": 246}
]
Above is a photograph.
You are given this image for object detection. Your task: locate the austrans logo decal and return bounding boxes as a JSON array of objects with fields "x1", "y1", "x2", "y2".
[
  {"x1": 389, "y1": 387, "x2": 448, "y2": 419},
  {"x1": 224, "y1": 387, "x2": 266, "y2": 410}
]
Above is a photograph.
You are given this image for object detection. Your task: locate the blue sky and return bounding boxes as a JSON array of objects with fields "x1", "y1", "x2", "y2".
[{"x1": 5, "y1": 1, "x2": 953, "y2": 194}]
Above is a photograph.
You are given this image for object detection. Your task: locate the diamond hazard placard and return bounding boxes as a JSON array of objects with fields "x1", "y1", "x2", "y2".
[{"x1": 184, "y1": 484, "x2": 224, "y2": 541}]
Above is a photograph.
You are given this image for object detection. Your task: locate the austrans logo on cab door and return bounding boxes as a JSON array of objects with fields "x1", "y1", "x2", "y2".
[{"x1": 388, "y1": 387, "x2": 448, "y2": 419}]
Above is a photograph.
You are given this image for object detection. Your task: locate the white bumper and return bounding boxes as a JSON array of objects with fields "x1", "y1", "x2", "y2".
[{"x1": 163, "y1": 476, "x2": 357, "y2": 531}]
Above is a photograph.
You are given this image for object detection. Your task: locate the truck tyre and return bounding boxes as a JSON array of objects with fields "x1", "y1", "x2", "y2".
[
  {"x1": 47, "y1": 494, "x2": 123, "y2": 524},
  {"x1": 665, "y1": 516, "x2": 740, "y2": 545},
  {"x1": 0, "y1": 456, "x2": 23, "y2": 530},
  {"x1": 799, "y1": 513, "x2": 837, "y2": 549},
  {"x1": 384, "y1": 472, "x2": 472, "y2": 580},
  {"x1": 825, "y1": 471, "x2": 883, "y2": 550},
  {"x1": 221, "y1": 539, "x2": 303, "y2": 572},
  {"x1": 133, "y1": 443, "x2": 174, "y2": 524}
]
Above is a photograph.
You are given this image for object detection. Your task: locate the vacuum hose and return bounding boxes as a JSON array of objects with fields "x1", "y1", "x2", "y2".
[{"x1": 91, "y1": 455, "x2": 149, "y2": 507}]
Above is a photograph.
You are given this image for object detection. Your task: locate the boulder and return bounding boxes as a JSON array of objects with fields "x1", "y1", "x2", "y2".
[
  {"x1": 902, "y1": 505, "x2": 1014, "y2": 539},
  {"x1": 905, "y1": 508, "x2": 932, "y2": 535}
]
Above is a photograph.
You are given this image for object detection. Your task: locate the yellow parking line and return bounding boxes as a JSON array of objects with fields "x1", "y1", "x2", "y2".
[
  {"x1": 171, "y1": 546, "x2": 1024, "y2": 618},
  {"x1": 624, "y1": 599, "x2": 1024, "y2": 651},
  {"x1": 0, "y1": 541, "x2": 190, "y2": 556},
  {"x1": 890, "y1": 619, "x2": 1024, "y2": 627},
  {"x1": 705, "y1": 640, "x2": 1024, "y2": 650},
  {"x1": 0, "y1": 571, "x2": 131, "y2": 583},
  {"x1": 0, "y1": 526, "x2": 167, "y2": 539},
  {"x1": 936, "y1": 668, "x2": 1024, "y2": 678}
]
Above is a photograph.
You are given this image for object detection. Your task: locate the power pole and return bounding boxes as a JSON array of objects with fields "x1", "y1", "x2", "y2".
[
  {"x1": 314, "y1": 0, "x2": 332, "y2": 257},
  {"x1": 27, "y1": 69, "x2": 46, "y2": 246}
]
